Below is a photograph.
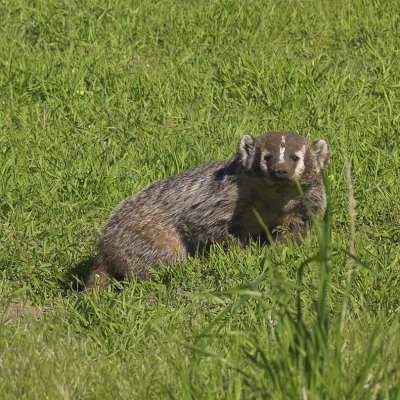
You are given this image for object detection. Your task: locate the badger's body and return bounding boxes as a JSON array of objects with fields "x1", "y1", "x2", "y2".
[{"x1": 87, "y1": 131, "x2": 328, "y2": 289}]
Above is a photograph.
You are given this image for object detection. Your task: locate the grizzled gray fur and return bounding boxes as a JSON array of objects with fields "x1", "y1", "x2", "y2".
[{"x1": 86, "y1": 131, "x2": 328, "y2": 289}]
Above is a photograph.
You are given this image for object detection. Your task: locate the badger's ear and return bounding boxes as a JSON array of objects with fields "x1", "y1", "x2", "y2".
[
  {"x1": 237, "y1": 134, "x2": 256, "y2": 169},
  {"x1": 312, "y1": 139, "x2": 329, "y2": 170}
]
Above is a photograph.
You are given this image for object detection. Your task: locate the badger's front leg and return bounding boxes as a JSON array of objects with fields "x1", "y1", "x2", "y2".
[{"x1": 273, "y1": 210, "x2": 310, "y2": 245}]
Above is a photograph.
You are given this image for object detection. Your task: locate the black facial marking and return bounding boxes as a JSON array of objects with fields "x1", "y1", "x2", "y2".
[
  {"x1": 251, "y1": 148, "x2": 264, "y2": 177},
  {"x1": 264, "y1": 154, "x2": 273, "y2": 162}
]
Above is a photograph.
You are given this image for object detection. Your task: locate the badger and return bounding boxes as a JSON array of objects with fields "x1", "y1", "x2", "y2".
[{"x1": 86, "y1": 131, "x2": 328, "y2": 289}]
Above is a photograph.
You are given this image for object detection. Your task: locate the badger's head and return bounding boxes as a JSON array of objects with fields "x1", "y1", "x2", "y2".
[{"x1": 237, "y1": 131, "x2": 328, "y2": 184}]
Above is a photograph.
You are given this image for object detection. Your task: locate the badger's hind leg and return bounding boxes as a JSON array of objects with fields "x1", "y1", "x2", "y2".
[
  {"x1": 85, "y1": 255, "x2": 112, "y2": 290},
  {"x1": 94, "y1": 219, "x2": 187, "y2": 287},
  {"x1": 110, "y1": 222, "x2": 189, "y2": 281}
]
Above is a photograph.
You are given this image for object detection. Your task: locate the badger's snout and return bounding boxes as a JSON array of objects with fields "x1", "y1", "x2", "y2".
[{"x1": 270, "y1": 163, "x2": 290, "y2": 180}]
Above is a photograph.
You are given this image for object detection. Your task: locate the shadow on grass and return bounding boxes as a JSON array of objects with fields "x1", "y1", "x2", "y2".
[{"x1": 63, "y1": 256, "x2": 95, "y2": 293}]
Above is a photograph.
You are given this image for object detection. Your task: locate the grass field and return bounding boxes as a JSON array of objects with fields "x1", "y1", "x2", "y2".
[{"x1": 1, "y1": 0, "x2": 400, "y2": 398}]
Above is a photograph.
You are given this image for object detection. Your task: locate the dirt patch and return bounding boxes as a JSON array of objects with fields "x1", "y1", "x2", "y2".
[{"x1": 1, "y1": 302, "x2": 47, "y2": 322}]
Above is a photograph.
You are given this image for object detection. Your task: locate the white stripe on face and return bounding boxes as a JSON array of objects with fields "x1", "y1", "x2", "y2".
[
  {"x1": 294, "y1": 146, "x2": 306, "y2": 177},
  {"x1": 279, "y1": 135, "x2": 286, "y2": 163}
]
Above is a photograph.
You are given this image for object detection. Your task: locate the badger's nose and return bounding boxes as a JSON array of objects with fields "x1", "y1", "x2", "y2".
[{"x1": 271, "y1": 164, "x2": 289, "y2": 179}]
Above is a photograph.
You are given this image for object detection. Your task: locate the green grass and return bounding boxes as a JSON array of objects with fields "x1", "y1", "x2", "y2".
[{"x1": 1, "y1": 0, "x2": 400, "y2": 398}]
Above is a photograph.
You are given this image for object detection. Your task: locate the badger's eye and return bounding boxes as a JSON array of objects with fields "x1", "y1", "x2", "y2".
[
  {"x1": 264, "y1": 154, "x2": 273, "y2": 162},
  {"x1": 290, "y1": 155, "x2": 300, "y2": 162}
]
